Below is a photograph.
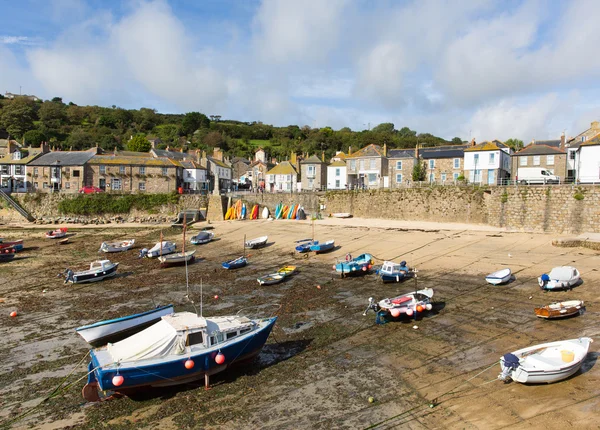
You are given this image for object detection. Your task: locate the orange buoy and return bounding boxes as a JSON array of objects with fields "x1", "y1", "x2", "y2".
[
  {"x1": 215, "y1": 352, "x2": 225, "y2": 364},
  {"x1": 390, "y1": 308, "x2": 401, "y2": 318},
  {"x1": 214, "y1": 295, "x2": 219, "y2": 299},
  {"x1": 317, "y1": 285, "x2": 321, "y2": 289},
  {"x1": 112, "y1": 375, "x2": 124, "y2": 386},
  {"x1": 185, "y1": 359, "x2": 195, "y2": 369},
  {"x1": 10, "y1": 311, "x2": 17, "y2": 318},
  {"x1": 416, "y1": 305, "x2": 423, "y2": 313}
]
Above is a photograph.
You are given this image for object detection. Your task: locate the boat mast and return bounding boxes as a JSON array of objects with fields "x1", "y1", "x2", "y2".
[
  {"x1": 243, "y1": 234, "x2": 246, "y2": 258},
  {"x1": 159, "y1": 230, "x2": 163, "y2": 258},
  {"x1": 183, "y1": 213, "x2": 189, "y2": 289}
]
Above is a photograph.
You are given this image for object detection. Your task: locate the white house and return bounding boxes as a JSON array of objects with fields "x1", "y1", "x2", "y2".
[
  {"x1": 265, "y1": 161, "x2": 298, "y2": 192},
  {"x1": 463, "y1": 140, "x2": 512, "y2": 185},
  {"x1": 0, "y1": 143, "x2": 49, "y2": 192},
  {"x1": 575, "y1": 135, "x2": 600, "y2": 183},
  {"x1": 180, "y1": 161, "x2": 208, "y2": 192},
  {"x1": 327, "y1": 160, "x2": 347, "y2": 189}
]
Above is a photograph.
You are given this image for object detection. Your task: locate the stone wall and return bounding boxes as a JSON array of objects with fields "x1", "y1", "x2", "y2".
[{"x1": 323, "y1": 187, "x2": 488, "y2": 224}]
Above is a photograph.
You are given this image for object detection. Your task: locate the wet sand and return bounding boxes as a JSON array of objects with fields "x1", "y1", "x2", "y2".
[{"x1": 1, "y1": 218, "x2": 599, "y2": 429}]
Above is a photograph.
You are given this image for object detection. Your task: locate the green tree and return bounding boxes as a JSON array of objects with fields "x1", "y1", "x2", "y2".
[
  {"x1": 372, "y1": 122, "x2": 395, "y2": 133},
  {"x1": 23, "y1": 129, "x2": 47, "y2": 146},
  {"x1": 451, "y1": 137, "x2": 463, "y2": 145},
  {"x1": 127, "y1": 134, "x2": 151, "y2": 152},
  {"x1": 181, "y1": 112, "x2": 210, "y2": 135},
  {"x1": 66, "y1": 128, "x2": 95, "y2": 150},
  {"x1": 398, "y1": 126, "x2": 417, "y2": 138},
  {"x1": 0, "y1": 98, "x2": 36, "y2": 137},
  {"x1": 39, "y1": 100, "x2": 66, "y2": 129},
  {"x1": 153, "y1": 124, "x2": 181, "y2": 145},
  {"x1": 505, "y1": 138, "x2": 524, "y2": 151},
  {"x1": 412, "y1": 160, "x2": 427, "y2": 182}
]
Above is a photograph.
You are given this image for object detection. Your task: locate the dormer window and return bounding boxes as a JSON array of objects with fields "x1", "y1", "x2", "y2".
[{"x1": 12, "y1": 151, "x2": 21, "y2": 160}]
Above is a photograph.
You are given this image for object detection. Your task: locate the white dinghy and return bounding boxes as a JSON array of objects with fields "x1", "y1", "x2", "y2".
[
  {"x1": 538, "y1": 266, "x2": 580, "y2": 291},
  {"x1": 498, "y1": 337, "x2": 593, "y2": 384},
  {"x1": 485, "y1": 268, "x2": 512, "y2": 285},
  {"x1": 99, "y1": 239, "x2": 135, "y2": 253}
]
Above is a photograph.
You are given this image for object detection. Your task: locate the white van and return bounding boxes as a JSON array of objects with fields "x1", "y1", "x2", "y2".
[{"x1": 516, "y1": 168, "x2": 560, "y2": 184}]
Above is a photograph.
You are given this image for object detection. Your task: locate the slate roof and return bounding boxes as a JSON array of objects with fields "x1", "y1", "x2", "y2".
[
  {"x1": 387, "y1": 149, "x2": 414, "y2": 159},
  {"x1": 532, "y1": 140, "x2": 561, "y2": 148},
  {"x1": 180, "y1": 160, "x2": 206, "y2": 169},
  {"x1": 29, "y1": 149, "x2": 96, "y2": 166},
  {"x1": 580, "y1": 135, "x2": 600, "y2": 147},
  {"x1": 89, "y1": 152, "x2": 177, "y2": 167},
  {"x1": 0, "y1": 147, "x2": 45, "y2": 165},
  {"x1": 514, "y1": 145, "x2": 565, "y2": 156},
  {"x1": 328, "y1": 160, "x2": 347, "y2": 167},
  {"x1": 419, "y1": 145, "x2": 467, "y2": 159},
  {"x1": 231, "y1": 157, "x2": 250, "y2": 164},
  {"x1": 464, "y1": 141, "x2": 508, "y2": 152},
  {"x1": 266, "y1": 161, "x2": 298, "y2": 176},
  {"x1": 346, "y1": 144, "x2": 384, "y2": 158},
  {"x1": 207, "y1": 156, "x2": 231, "y2": 169},
  {"x1": 300, "y1": 154, "x2": 325, "y2": 164}
]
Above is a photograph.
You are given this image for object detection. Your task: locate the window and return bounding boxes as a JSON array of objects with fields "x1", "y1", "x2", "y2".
[
  {"x1": 139, "y1": 182, "x2": 146, "y2": 191},
  {"x1": 14, "y1": 165, "x2": 24, "y2": 175},
  {"x1": 162, "y1": 167, "x2": 168, "y2": 175},
  {"x1": 34, "y1": 182, "x2": 38, "y2": 189},
  {"x1": 240, "y1": 327, "x2": 251, "y2": 335},
  {"x1": 360, "y1": 160, "x2": 365, "y2": 170},
  {"x1": 226, "y1": 331, "x2": 237, "y2": 340},
  {"x1": 547, "y1": 155, "x2": 554, "y2": 165},
  {"x1": 43, "y1": 182, "x2": 48, "y2": 189},
  {"x1": 100, "y1": 165, "x2": 106, "y2": 174},
  {"x1": 119, "y1": 166, "x2": 125, "y2": 174},
  {"x1": 369, "y1": 159, "x2": 376, "y2": 170},
  {"x1": 307, "y1": 165, "x2": 315, "y2": 176},
  {"x1": 73, "y1": 170, "x2": 80, "y2": 177},
  {"x1": 453, "y1": 172, "x2": 459, "y2": 181},
  {"x1": 335, "y1": 168, "x2": 340, "y2": 177},
  {"x1": 187, "y1": 331, "x2": 203, "y2": 346},
  {"x1": 65, "y1": 182, "x2": 70, "y2": 189},
  {"x1": 441, "y1": 173, "x2": 447, "y2": 182},
  {"x1": 520, "y1": 157, "x2": 527, "y2": 166},
  {"x1": 429, "y1": 173, "x2": 435, "y2": 182},
  {"x1": 396, "y1": 161, "x2": 402, "y2": 170},
  {"x1": 474, "y1": 154, "x2": 479, "y2": 164},
  {"x1": 429, "y1": 159, "x2": 435, "y2": 169},
  {"x1": 533, "y1": 156, "x2": 540, "y2": 166},
  {"x1": 186, "y1": 171, "x2": 192, "y2": 178},
  {"x1": 33, "y1": 167, "x2": 38, "y2": 176},
  {"x1": 350, "y1": 160, "x2": 356, "y2": 170},
  {"x1": 489, "y1": 153, "x2": 495, "y2": 164},
  {"x1": 335, "y1": 179, "x2": 340, "y2": 188},
  {"x1": 453, "y1": 158, "x2": 460, "y2": 169},
  {"x1": 582, "y1": 136, "x2": 587, "y2": 142},
  {"x1": 396, "y1": 173, "x2": 403, "y2": 183},
  {"x1": 368, "y1": 173, "x2": 377, "y2": 185},
  {"x1": 139, "y1": 166, "x2": 146, "y2": 175},
  {"x1": 488, "y1": 169, "x2": 495, "y2": 185},
  {"x1": 0, "y1": 165, "x2": 8, "y2": 175},
  {"x1": 12, "y1": 151, "x2": 21, "y2": 160},
  {"x1": 111, "y1": 178, "x2": 122, "y2": 190},
  {"x1": 569, "y1": 151, "x2": 576, "y2": 160}
]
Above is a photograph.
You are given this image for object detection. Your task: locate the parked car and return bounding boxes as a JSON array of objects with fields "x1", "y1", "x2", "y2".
[
  {"x1": 79, "y1": 186, "x2": 104, "y2": 194},
  {"x1": 516, "y1": 168, "x2": 560, "y2": 184}
]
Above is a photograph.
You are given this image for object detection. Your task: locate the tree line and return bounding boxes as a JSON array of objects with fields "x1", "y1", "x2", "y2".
[{"x1": 0, "y1": 94, "x2": 524, "y2": 160}]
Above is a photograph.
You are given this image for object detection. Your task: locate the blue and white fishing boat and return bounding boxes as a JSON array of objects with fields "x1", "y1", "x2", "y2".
[
  {"x1": 222, "y1": 256, "x2": 248, "y2": 270},
  {"x1": 295, "y1": 240, "x2": 314, "y2": 253},
  {"x1": 83, "y1": 312, "x2": 277, "y2": 400},
  {"x1": 142, "y1": 241, "x2": 176, "y2": 258},
  {"x1": 378, "y1": 260, "x2": 412, "y2": 283},
  {"x1": 75, "y1": 305, "x2": 175, "y2": 347},
  {"x1": 334, "y1": 253, "x2": 373, "y2": 277},
  {"x1": 64, "y1": 260, "x2": 119, "y2": 284},
  {"x1": 310, "y1": 240, "x2": 335, "y2": 254},
  {"x1": 190, "y1": 231, "x2": 214, "y2": 245}
]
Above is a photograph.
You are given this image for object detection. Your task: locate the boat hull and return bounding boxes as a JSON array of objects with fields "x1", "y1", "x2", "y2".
[
  {"x1": 72, "y1": 264, "x2": 119, "y2": 283},
  {"x1": 146, "y1": 244, "x2": 176, "y2": 258},
  {"x1": 380, "y1": 272, "x2": 408, "y2": 283},
  {"x1": 310, "y1": 240, "x2": 335, "y2": 254},
  {"x1": 486, "y1": 268, "x2": 512, "y2": 285},
  {"x1": 100, "y1": 240, "x2": 135, "y2": 253},
  {"x1": 76, "y1": 305, "x2": 175, "y2": 347},
  {"x1": 534, "y1": 301, "x2": 584, "y2": 319},
  {"x1": 0, "y1": 240, "x2": 23, "y2": 252},
  {"x1": 89, "y1": 317, "x2": 277, "y2": 392},
  {"x1": 160, "y1": 255, "x2": 195, "y2": 268},
  {"x1": 222, "y1": 257, "x2": 247, "y2": 269}
]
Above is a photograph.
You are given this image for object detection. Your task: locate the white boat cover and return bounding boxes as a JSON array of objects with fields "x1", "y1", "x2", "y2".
[
  {"x1": 107, "y1": 320, "x2": 186, "y2": 362},
  {"x1": 549, "y1": 266, "x2": 577, "y2": 281}
]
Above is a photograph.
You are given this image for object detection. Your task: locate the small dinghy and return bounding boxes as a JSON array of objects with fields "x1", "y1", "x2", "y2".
[
  {"x1": 75, "y1": 305, "x2": 175, "y2": 347},
  {"x1": 158, "y1": 250, "x2": 196, "y2": 268},
  {"x1": 257, "y1": 273, "x2": 286, "y2": 286},
  {"x1": 46, "y1": 228, "x2": 67, "y2": 239},
  {"x1": 538, "y1": 266, "x2": 580, "y2": 291},
  {"x1": 245, "y1": 236, "x2": 268, "y2": 249},
  {"x1": 0, "y1": 239, "x2": 24, "y2": 252},
  {"x1": 277, "y1": 265, "x2": 297, "y2": 276},
  {"x1": 64, "y1": 260, "x2": 119, "y2": 284},
  {"x1": 142, "y1": 241, "x2": 176, "y2": 258},
  {"x1": 100, "y1": 239, "x2": 135, "y2": 253},
  {"x1": 295, "y1": 240, "x2": 314, "y2": 253},
  {"x1": 535, "y1": 300, "x2": 585, "y2": 319},
  {"x1": 310, "y1": 240, "x2": 335, "y2": 254},
  {"x1": 378, "y1": 260, "x2": 412, "y2": 283},
  {"x1": 498, "y1": 337, "x2": 593, "y2": 384},
  {"x1": 334, "y1": 253, "x2": 373, "y2": 277},
  {"x1": 0, "y1": 246, "x2": 17, "y2": 262},
  {"x1": 190, "y1": 231, "x2": 214, "y2": 245},
  {"x1": 331, "y1": 213, "x2": 352, "y2": 218},
  {"x1": 486, "y1": 268, "x2": 512, "y2": 285},
  {"x1": 222, "y1": 256, "x2": 248, "y2": 270},
  {"x1": 364, "y1": 288, "x2": 434, "y2": 321}
]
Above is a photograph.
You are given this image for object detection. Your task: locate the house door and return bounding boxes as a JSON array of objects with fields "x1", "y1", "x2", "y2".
[{"x1": 99, "y1": 178, "x2": 106, "y2": 190}]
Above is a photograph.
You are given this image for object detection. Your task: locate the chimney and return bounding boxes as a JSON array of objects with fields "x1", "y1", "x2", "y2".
[
  {"x1": 531, "y1": 139, "x2": 535, "y2": 145},
  {"x1": 113, "y1": 146, "x2": 117, "y2": 155},
  {"x1": 414, "y1": 143, "x2": 419, "y2": 159},
  {"x1": 290, "y1": 151, "x2": 297, "y2": 165},
  {"x1": 196, "y1": 149, "x2": 201, "y2": 164},
  {"x1": 383, "y1": 143, "x2": 387, "y2": 157},
  {"x1": 166, "y1": 145, "x2": 170, "y2": 151},
  {"x1": 213, "y1": 147, "x2": 223, "y2": 161},
  {"x1": 348, "y1": 146, "x2": 352, "y2": 155},
  {"x1": 150, "y1": 140, "x2": 156, "y2": 149},
  {"x1": 321, "y1": 151, "x2": 325, "y2": 162},
  {"x1": 180, "y1": 147, "x2": 184, "y2": 153},
  {"x1": 592, "y1": 121, "x2": 600, "y2": 132},
  {"x1": 470, "y1": 138, "x2": 476, "y2": 147},
  {"x1": 560, "y1": 131, "x2": 565, "y2": 149}
]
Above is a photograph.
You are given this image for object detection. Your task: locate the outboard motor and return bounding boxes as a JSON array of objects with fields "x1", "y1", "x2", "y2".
[
  {"x1": 538, "y1": 273, "x2": 550, "y2": 290},
  {"x1": 138, "y1": 248, "x2": 148, "y2": 259},
  {"x1": 498, "y1": 353, "x2": 520, "y2": 382},
  {"x1": 363, "y1": 297, "x2": 379, "y2": 316},
  {"x1": 64, "y1": 269, "x2": 74, "y2": 284}
]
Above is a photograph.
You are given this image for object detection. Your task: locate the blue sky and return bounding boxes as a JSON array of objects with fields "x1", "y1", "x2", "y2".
[{"x1": 2, "y1": 0, "x2": 600, "y2": 141}]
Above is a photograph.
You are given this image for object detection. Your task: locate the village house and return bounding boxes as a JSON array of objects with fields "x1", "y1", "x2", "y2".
[
  {"x1": 300, "y1": 153, "x2": 327, "y2": 191},
  {"x1": 87, "y1": 150, "x2": 180, "y2": 193},
  {"x1": 419, "y1": 144, "x2": 467, "y2": 184},
  {"x1": 346, "y1": 144, "x2": 388, "y2": 189},
  {"x1": 28, "y1": 148, "x2": 97, "y2": 193},
  {"x1": 0, "y1": 142, "x2": 49, "y2": 192},
  {"x1": 0, "y1": 139, "x2": 22, "y2": 157},
  {"x1": 574, "y1": 134, "x2": 600, "y2": 183},
  {"x1": 512, "y1": 143, "x2": 567, "y2": 183},
  {"x1": 463, "y1": 140, "x2": 512, "y2": 185},
  {"x1": 327, "y1": 152, "x2": 347, "y2": 190},
  {"x1": 566, "y1": 121, "x2": 600, "y2": 182},
  {"x1": 266, "y1": 160, "x2": 298, "y2": 192},
  {"x1": 230, "y1": 156, "x2": 251, "y2": 184},
  {"x1": 200, "y1": 147, "x2": 233, "y2": 193},
  {"x1": 151, "y1": 148, "x2": 208, "y2": 193},
  {"x1": 4, "y1": 92, "x2": 41, "y2": 102},
  {"x1": 387, "y1": 149, "x2": 416, "y2": 188}
]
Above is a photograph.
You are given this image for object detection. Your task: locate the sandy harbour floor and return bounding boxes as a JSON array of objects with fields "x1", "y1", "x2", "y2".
[{"x1": 1, "y1": 218, "x2": 599, "y2": 429}]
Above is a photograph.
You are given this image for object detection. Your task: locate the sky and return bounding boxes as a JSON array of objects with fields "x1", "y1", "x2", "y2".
[{"x1": 2, "y1": 0, "x2": 600, "y2": 142}]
